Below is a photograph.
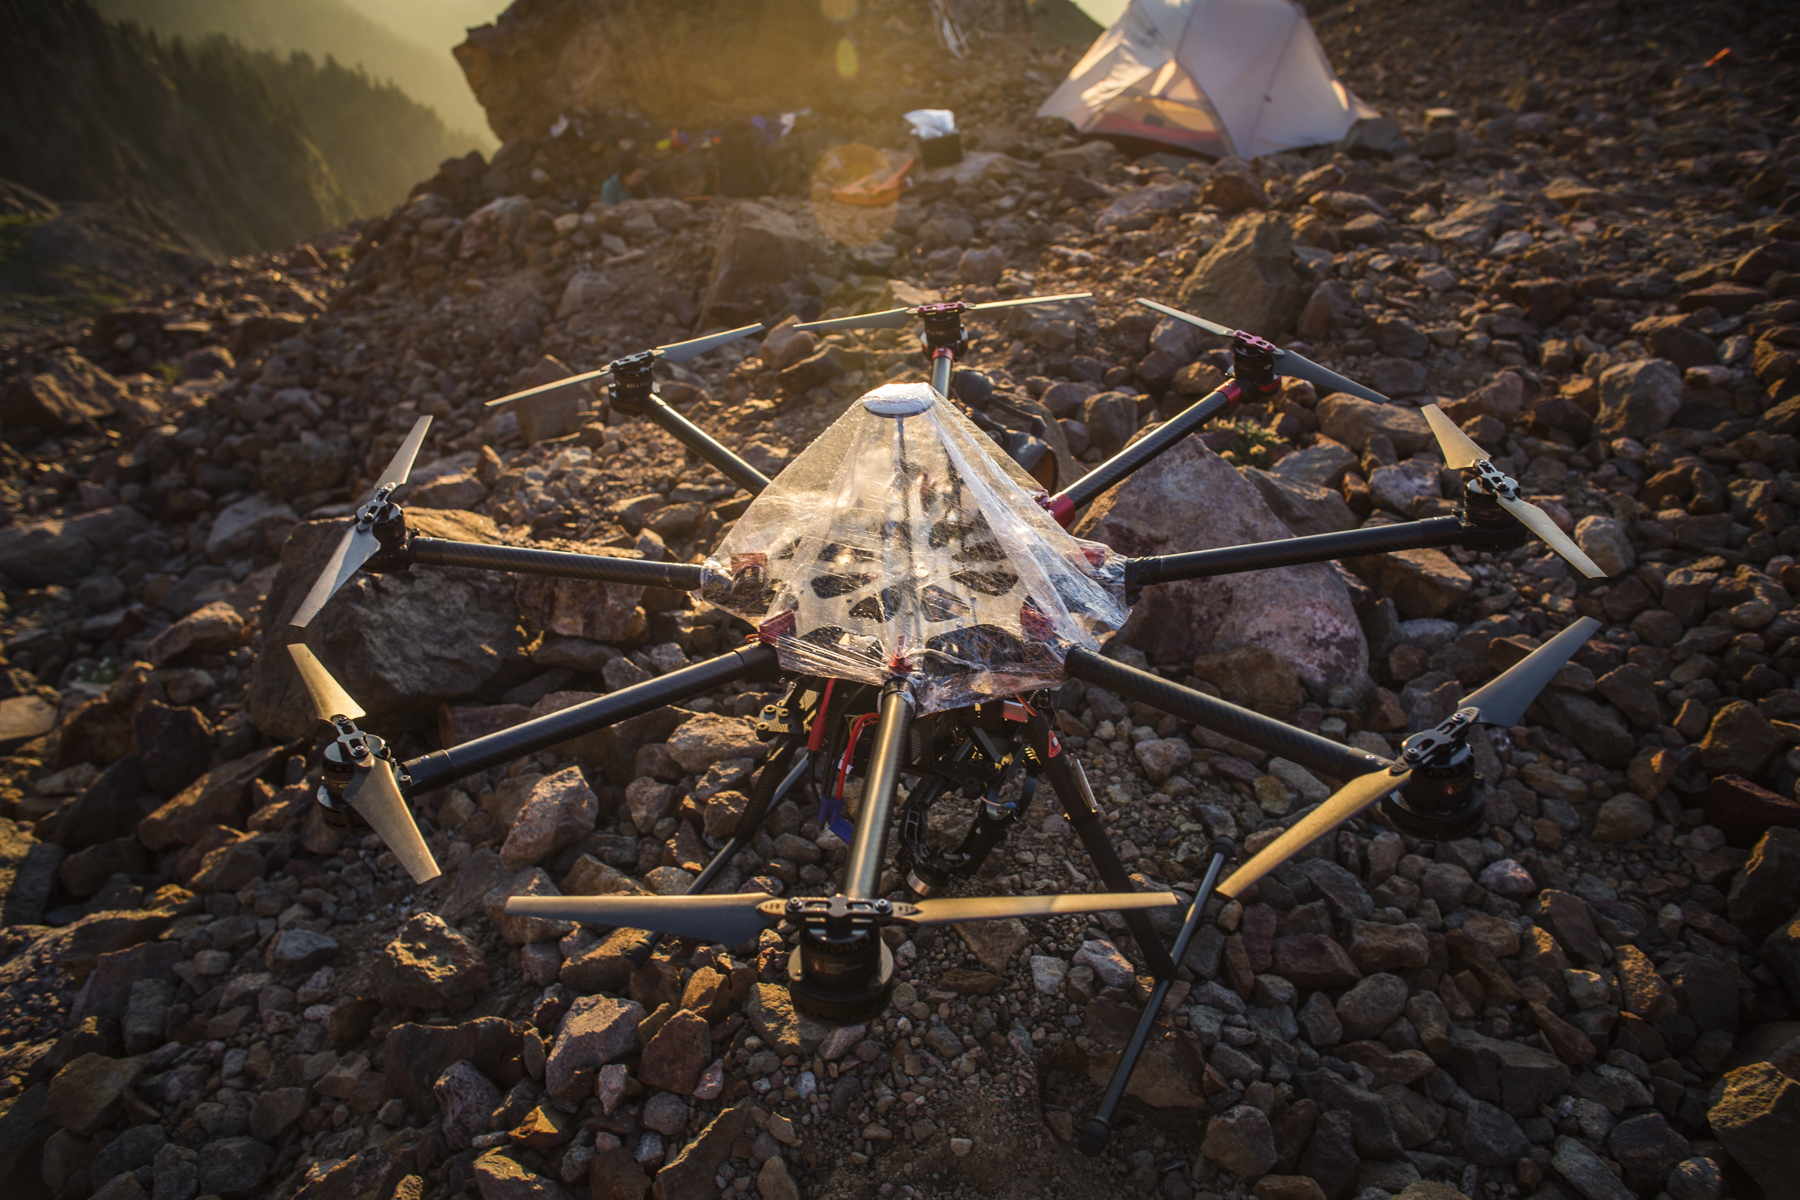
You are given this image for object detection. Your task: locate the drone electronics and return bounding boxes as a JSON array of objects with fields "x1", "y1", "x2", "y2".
[{"x1": 282, "y1": 289, "x2": 1603, "y2": 1154}]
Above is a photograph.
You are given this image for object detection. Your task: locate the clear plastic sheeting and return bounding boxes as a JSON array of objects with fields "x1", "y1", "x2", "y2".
[{"x1": 698, "y1": 383, "x2": 1129, "y2": 713}]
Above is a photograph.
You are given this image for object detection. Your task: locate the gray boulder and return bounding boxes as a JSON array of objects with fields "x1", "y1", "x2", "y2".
[
  {"x1": 1176, "y1": 211, "x2": 1305, "y2": 339},
  {"x1": 1245, "y1": 466, "x2": 1358, "y2": 537},
  {"x1": 1596, "y1": 358, "x2": 1682, "y2": 440},
  {"x1": 248, "y1": 508, "x2": 524, "y2": 738},
  {"x1": 0, "y1": 506, "x2": 148, "y2": 587}
]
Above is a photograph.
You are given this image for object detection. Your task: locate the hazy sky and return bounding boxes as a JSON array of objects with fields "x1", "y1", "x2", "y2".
[
  {"x1": 342, "y1": 0, "x2": 505, "y2": 52},
  {"x1": 1075, "y1": 0, "x2": 1127, "y2": 23}
]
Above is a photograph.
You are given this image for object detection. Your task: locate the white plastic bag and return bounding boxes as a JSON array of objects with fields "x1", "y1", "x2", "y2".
[
  {"x1": 699, "y1": 383, "x2": 1128, "y2": 713},
  {"x1": 902, "y1": 109, "x2": 958, "y2": 139}
]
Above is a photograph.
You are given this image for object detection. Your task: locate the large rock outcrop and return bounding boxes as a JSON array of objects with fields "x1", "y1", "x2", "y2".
[
  {"x1": 453, "y1": 0, "x2": 844, "y2": 142},
  {"x1": 1072, "y1": 436, "x2": 1370, "y2": 699}
]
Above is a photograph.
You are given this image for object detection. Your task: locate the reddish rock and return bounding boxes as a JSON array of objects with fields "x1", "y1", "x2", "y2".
[
  {"x1": 665, "y1": 713, "x2": 767, "y2": 774},
  {"x1": 1728, "y1": 829, "x2": 1800, "y2": 943},
  {"x1": 1346, "y1": 919, "x2": 1430, "y2": 971},
  {"x1": 514, "y1": 548, "x2": 646, "y2": 643},
  {"x1": 1272, "y1": 934, "x2": 1361, "y2": 989},
  {"x1": 1202, "y1": 1103, "x2": 1278, "y2": 1177},
  {"x1": 638, "y1": 1009, "x2": 711, "y2": 1095},
  {"x1": 1678, "y1": 282, "x2": 1768, "y2": 315},
  {"x1": 1536, "y1": 891, "x2": 1607, "y2": 967},
  {"x1": 144, "y1": 601, "x2": 245, "y2": 665},
  {"x1": 1705, "y1": 774, "x2": 1800, "y2": 848},
  {"x1": 132, "y1": 702, "x2": 215, "y2": 799},
  {"x1": 384, "y1": 1017, "x2": 524, "y2": 1114},
  {"x1": 485, "y1": 867, "x2": 573, "y2": 944},
  {"x1": 1528, "y1": 1000, "x2": 1596, "y2": 1066},
  {"x1": 546, "y1": 995, "x2": 643, "y2": 1099},
  {"x1": 1073, "y1": 435, "x2": 1369, "y2": 693},
  {"x1": 46, "y1": 1052, "x2": 143, "y2": 1135},
  {"x1": 376, "y1": 914, "x2": 488, "y2": 1011},
  {"x1": 438, "y1": 703, "x2": 532, "y2": 748},
  {"x1": 649, "y1": 1101, "x2": 753, "y2": 1200},
  {"x1": 435, "y1": 1059, "x2": 500, "y2": 1150},
  {"x1": 1615, "y1": 944, "x2": 1676, "y2": 1021},
  {"x1": 1346, "y1": 549, "x2": 1473, "y2": 619},
  {"x1": 137, "y1": 745, "x2": 284, "y2": 850},
  {"x1": 500, "y1": 766, "x2": 598, "y2": 870},
  {"x1": 1192, "y1": 646, "x2": 1305, "y2": 713},
  {"x1": 1510, "y1": 278, "x2": 1576, "y2": 326}
]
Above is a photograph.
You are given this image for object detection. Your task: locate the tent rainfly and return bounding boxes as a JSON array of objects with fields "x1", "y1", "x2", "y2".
[{"x1": 1037, "y1": 0, "x2": 1377, "y2": 159}]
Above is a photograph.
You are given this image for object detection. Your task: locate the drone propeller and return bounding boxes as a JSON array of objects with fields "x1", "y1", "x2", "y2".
[
  {"x1": 285, "y1": 645, "x2": 440, "y2": 884},
  {"x1": 483, "y1": 323, "x2": 766, "y2": 408},
  {"x1": 288, "y1": 644, "x2": 364, "y2": 723},
  {"x1": 793, "y1": 292, "x2": 1093, "y2": 335},
  {"x1": 1215, "y1": 616, "x2": 1600, "y2": 899},
  {"x1": 339, "y1": 755, "x2": 440, "y2": 884},
  {"x1": 1135, "y1": 298, "x2": 1390, "y2": 406},
  {"x1": 290, "y1": 415, "x2": 432, "y2": 629},
  {"x1": 1421, "y1": 404, "x2": 1605, "y2": 578},
  {"x1": 504, "y1": 888, "x2": 1176, "y2": 943},
  {"x1": 903, "y1": 892, "x2": 1177, "y2": 925}
]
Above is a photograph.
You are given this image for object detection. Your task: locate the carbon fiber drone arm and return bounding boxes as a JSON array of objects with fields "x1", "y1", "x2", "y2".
[
  {"x1": 1124, "y1": 517, "x2": 1466, "y2": 592},
  {"x1": 401, "y1": 644, "x2": 780, "y2": 795},
  {"x1": 635, "y1": 393, "x2": 772, "y2": 496},
  {"x1": 408, "y1": 537, "x2": 706, "y2": 589},
  {"x1": 1061, "y1": 647, "x2": 1387, "y2": 784},
  {"x1": 1042, "y1": 384, "x2": 1239, "y2": 525}
]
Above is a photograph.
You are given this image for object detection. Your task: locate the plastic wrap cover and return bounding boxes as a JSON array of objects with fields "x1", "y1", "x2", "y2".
[{"x1": 698, "y1": 382, "x2": 1128, "y2": 713}]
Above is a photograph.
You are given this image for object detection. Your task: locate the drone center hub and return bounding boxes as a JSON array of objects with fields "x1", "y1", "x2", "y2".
[{"x1": 787, "y1": 927, "x2": 895, "y2": 1024}]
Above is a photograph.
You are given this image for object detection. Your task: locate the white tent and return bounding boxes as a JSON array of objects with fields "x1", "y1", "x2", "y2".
[{"x1": 1038, "y1": 0, "x2": 1377, "y2": 159}]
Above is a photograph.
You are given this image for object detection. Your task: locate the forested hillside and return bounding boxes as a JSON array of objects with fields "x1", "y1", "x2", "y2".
[
  {"x1": 0, "y1": 0, "x2": 476, "y2": 260},
  {"x1": 94, "y1": 0, "x2": 495, "y2": 145}
]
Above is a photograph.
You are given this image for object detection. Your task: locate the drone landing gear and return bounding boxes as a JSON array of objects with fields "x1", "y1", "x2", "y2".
[
  {"x1": 1078, "y1": 839, "x2": 1232, "y2": 1158},
  {"x1": 1028, "y1": 715, "x2": 1177, "y2": 983}
]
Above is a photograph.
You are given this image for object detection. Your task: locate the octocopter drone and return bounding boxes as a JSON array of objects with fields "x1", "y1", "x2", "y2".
[{"x1": 283, "y1": 291, "x2": 1602, "y2": 1152}]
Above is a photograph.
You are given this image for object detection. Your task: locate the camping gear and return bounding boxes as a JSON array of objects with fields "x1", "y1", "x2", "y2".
[
  {"x1": 830, "y1": 157, "x2": 917, "y2": 207},
  {"x1": 1037, "y1": 0, "x2": 1377, "y2": 158},
  {"x1": 905, "y1": 109, "x2": 964, "y2": 169}
]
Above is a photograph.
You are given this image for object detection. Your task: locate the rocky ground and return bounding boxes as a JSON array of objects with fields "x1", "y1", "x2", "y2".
[{"x1": 2, "y1": 1, "x2": 1800, "y2": 1199}]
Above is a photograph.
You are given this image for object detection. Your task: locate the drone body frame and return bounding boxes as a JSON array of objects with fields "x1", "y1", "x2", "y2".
[{"x1": 282, "y1": 292, "x2": 1604, "y2": 1154}]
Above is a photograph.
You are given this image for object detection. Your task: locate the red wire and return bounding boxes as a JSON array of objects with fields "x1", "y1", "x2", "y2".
[
  {"x1": 807, "y1": 679, "x2": 836, "y2": 754},
  {"x1": 834, "y1": 712, "x2": 879, "y2": 799}
]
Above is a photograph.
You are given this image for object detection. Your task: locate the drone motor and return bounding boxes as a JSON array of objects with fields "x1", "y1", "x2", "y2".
[
  {"x1": 316, "y1": 726, "x2": 385, "y2": 834},
  {"x1": 1380, "y1": 709, "x2": 1488, "y2": 840},
  {"x1": 784, "y1": 896, "x2": 898, "y2": 1023}
]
